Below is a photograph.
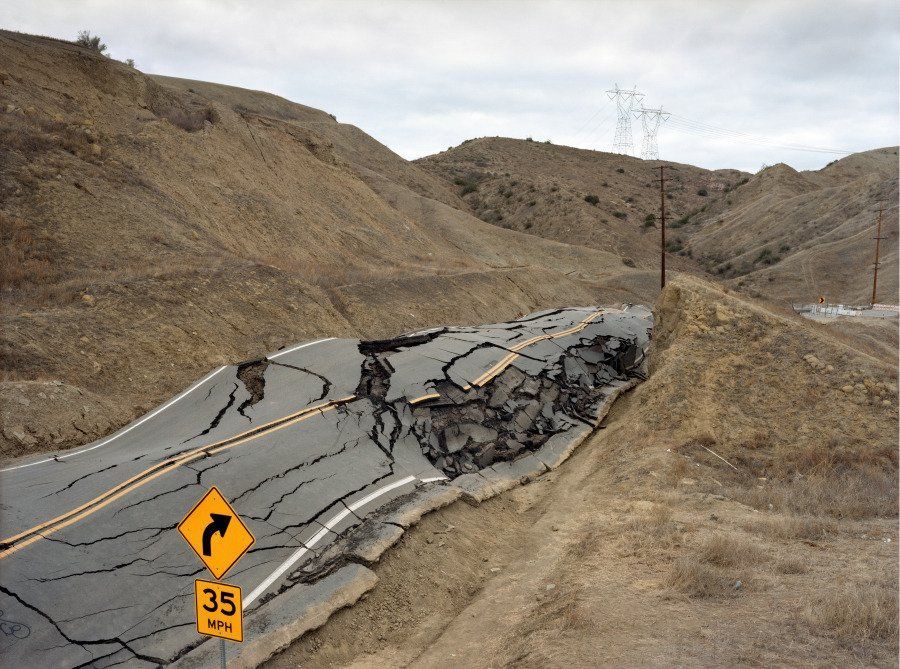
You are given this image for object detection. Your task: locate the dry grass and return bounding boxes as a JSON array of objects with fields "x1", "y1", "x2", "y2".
[
  {"x1": 666, "y1": 556, "x2": 734, "y2": 598},
  {"x1": 776, "y1": 556, "x2": 809, "y2": 575},
  {"x1": 622, "y1": 505, "x2": 683, "y2": 556},
  {"x1": 745, "y1": 514, "x2": 838, "y2": 541},
  {"x1": 665, "y1": 532, "x2": 761, "y2": 598},
  {"x1": 739, "y1": 469, "x2": 897, "y2": 520},
  {"x1": 696, "y1": 533, "x2": 763, "y2": 567},
  {"x1": 804, "y1": 579, "x2": 898, "y2": 648},
  {"x1": 0, "y1": 212, "x2": 59, "y2": 292}
]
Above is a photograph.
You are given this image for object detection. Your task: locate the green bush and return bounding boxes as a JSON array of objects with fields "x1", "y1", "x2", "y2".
[
  {"x1": 697, "y1": 188, "x2": 708, "y2": 197},
  {"x1": 75, "y1": 30, "x2": 107, "y2": 53},
  {"x1": 613, "y1": 211, "x2": 627, "y2": 219},
  {"x1": 584, "y1": 194, "x2": 600, "y2": 205},
  {"x1": 643, "y1": 213, "x2": 656, "y2": 227}
]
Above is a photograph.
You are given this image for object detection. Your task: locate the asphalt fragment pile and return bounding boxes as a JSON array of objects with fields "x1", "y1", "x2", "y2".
[{"x1": 356, "y1": 312, "x2": 649, "y2": 478}]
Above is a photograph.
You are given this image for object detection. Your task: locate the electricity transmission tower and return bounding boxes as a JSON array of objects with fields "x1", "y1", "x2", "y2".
[
  {"x1": 633, "y1": 106, "x2": 670, "y2": 160},
  {"x1": 606, "y1": 84, "x2": 643, "y2": 155}
]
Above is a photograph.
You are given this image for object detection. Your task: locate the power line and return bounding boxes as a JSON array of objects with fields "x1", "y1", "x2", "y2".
[{"x1": 666, "y1": 114, "x2": 851, "y2": 155}]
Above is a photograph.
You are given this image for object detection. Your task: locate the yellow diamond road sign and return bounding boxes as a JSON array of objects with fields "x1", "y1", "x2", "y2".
[{"x1": 178, "y1": 486, "x2": 254, "y2": 580}]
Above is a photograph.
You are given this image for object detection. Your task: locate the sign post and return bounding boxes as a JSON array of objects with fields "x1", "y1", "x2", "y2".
[{"x1": 179, "y1": 486, "x2": 255, "y2": 667}]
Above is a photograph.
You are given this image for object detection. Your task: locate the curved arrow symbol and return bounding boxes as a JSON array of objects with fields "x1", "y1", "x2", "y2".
[{"x1": 202, "y1": 513, "x2": 231, "y2": 556}]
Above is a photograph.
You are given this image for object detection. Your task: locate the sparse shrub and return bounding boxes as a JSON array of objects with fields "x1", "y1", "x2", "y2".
[
  {"x1": 524, "y1": 221, "x2": 533, "y2": 229},
  {"x1": 75, "y1": 30, "x2": 107, "y2": 54},
  {"x1": 453, "y1": 177, "x2": 478, "y2": 195},
  {"x1": 643, "y1": 213, "x2": 656, "y2": 228},
  {"x1": 584, "y1": 194, "x2": 599, "y2": 205},
  {"x1": 697, "y1": 188, "x2": 708, "y2": 196},
  {"x1": 525, "y1": 137, "x2": 534, "y2": 142},
  {"x1": 125, "y1": 58, "x2": 135, "y2": 68},
  {"x1": 755, "y1": 248, "x2": 775, "y2": 265},
  {"x1": 615, "y1": 167, "x2": 625, "y2": 174},
  {"x1": 665, "y1": 238, "x2": 684, "y2": 253},
  {"x1": 779, "y1": 243, "x2": 791, "y2": 252},
  {"x1": 621, "y1": 256, "x2": 636, "y2": 267},
  {"x1": 670, "y1": 215, "x2": 691, "y2": 228},
  {"x1": 613, "y1": 211, "x2": 627, "y2": 219},
  {"x1": 527, "y1": 200, "x2": 536, "y2": 207},
  {"x1": 623, "y1": 195, "x2": 634, "y2": 203}
]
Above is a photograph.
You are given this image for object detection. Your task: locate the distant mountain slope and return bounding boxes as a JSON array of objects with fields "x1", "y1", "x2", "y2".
[
  {"x1": 418, "y1": 139, "x2": 898, "y2": 305},
  {"x1": 687, "y1": 148, "x2": 899, "y2": 304},
  {"x1": 415, "y1": 137, "x2": 746, "y2": 267}
]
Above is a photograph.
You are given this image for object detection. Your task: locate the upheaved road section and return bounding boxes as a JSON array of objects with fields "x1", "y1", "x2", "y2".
[{"x1": 0, "y1": 306, "x2": 652, "y2": 668}]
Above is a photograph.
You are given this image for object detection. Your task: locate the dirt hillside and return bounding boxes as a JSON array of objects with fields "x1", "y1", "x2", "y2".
[
  {"x1": 269, "y1": 276, "x2": 898, "y2": 668},
  {"x1": 0, "y1": 31, "x2": 655, "y2": 461},
  {"x1": 415, "y1": 137, "x2": 745, "y2": 269},
  {"x1": 417, "y1": 140, "x2": 898, "y2": 305}
]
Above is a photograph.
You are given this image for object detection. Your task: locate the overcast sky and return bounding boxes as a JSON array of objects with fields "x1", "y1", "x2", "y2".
[{"x1": 4, "y1": 1, "x2": 898, "y2": 171}]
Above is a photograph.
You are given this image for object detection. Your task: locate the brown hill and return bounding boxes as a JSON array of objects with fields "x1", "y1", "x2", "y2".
[
  {"x1": 417, "y1": 140, "x2": 898, "y2": 306},
  {"x1": 688, "y1": 149, "x2": 899, "y2": 304},
  {"x1": 0, "y1": 31, "x2": 656, "y2": 460},
  {"x1": 415, "y1": 137, "x2": 746, "y2": 268}
]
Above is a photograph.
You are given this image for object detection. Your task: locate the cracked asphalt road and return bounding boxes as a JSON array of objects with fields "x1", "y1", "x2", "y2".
[{"x1": 0, "y1": 306, "x2": 652, "y2": 668}]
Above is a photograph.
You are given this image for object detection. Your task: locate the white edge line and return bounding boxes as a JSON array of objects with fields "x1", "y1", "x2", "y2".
[
  {"x1": 268, "y1": 337, "x2": 336, "y2": 360},
  {"x1": 243, "y1": 474, "x2": 419, "y2": 608},
  {"x1": 2, "y1": 338, "x2": 335, "y2": 474},
  {"x1": 1, "y1": 366, "x2": 229, "y2": 473}
]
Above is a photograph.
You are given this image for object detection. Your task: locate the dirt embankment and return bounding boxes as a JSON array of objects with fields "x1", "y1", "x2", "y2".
[{"x1": 268, "y1": 277, "x2": 898, "y2": 668}]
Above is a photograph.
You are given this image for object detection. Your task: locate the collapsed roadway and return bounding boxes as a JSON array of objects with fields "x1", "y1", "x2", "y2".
[{"x1": 0, "y1": 305, "x2": 652, "y2": 668}]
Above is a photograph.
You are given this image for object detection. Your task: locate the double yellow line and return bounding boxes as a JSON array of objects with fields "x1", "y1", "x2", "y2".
[
  {"x1": 0, "y1": 397, "x2": 354, "y2": 559},
  {"x1": 411, "y1": 309, "x2": 606, "y2": 403},
  {"x1": 2, "y1": 308, "x2": 608, "y2": 559}
]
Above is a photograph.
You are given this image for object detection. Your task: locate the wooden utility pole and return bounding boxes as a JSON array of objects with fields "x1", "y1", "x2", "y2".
[
  {"x1": 871, "y1": 207, "x2": 885, "y2": 306},
  {"x1": 659, "y1": 165, "x2": 667, "y2": 289}
]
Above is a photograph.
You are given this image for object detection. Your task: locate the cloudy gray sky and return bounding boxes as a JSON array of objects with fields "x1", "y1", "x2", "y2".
[{"x1": 4, "y1": 0, "x2": 898, "y2": 171}]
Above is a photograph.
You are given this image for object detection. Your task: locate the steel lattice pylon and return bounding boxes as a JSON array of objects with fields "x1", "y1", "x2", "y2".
[
  {"x1": 606, "y1": 84, "x2": 644, "y2": 155},
  {"x1": 633, "y1": 106, "x2": 670, "y2": 160}
]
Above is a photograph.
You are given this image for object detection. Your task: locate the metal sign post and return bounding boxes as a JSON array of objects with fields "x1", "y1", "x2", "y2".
[{"x1": 179, "y1": 487, "x2": 255, "y2": 667}]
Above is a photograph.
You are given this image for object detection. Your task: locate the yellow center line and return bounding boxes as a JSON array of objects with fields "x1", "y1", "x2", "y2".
[
  {"x1": 0, "y1": 397, "x2": 354, "y2": 559},
  {"x1": 3, "y1": 310, "x2": 611, "y2": 558},
  {"x1": 408, "y1": 309, "x2": 607, "y2": 403},
  {"x1": 467, "y1": 309, "x2": 605, "y2": 388}
]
